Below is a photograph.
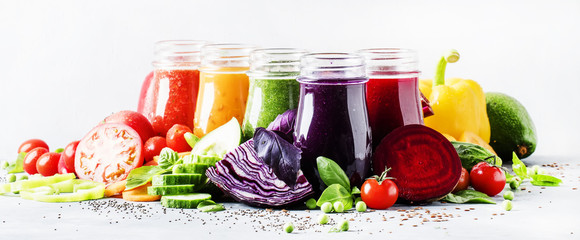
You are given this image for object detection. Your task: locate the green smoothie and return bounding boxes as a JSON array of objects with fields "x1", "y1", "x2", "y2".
[{"x1": 242, "y1": 77, "x2": 300, "y2": 139}]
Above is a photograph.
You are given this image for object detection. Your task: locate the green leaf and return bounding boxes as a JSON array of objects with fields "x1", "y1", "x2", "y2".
[
  {"x1": 125, "y1": 166, "x2": 166, "y2": 190},
  {"x1": 451, "y1": 141, "x2": 502, "y2": 171},
  {"x1": 158, "y1": 148, "x2": 181, "y2": 170},
  {"x1": 505, "y1": 172, "x2": 514, "y2": 183},
  {"x1": 351, "y1": 186, "x2": 361, "y2": 195},
  {"x1": 197, "y1": 200, "x2": 225, "y2": 212},
  {"x1": 317, "y1": 184, "x2": 353, "y2": 210},
  {"x1": 530, "y1": 174, "x2": 562, "y2": 186},
  {"x1": 511, "y1": 152, "x2": 528, "y2": 179},
  {"x1": 442, "y1": 190, "x2": 496, "y2": 204},
  {"x1": 6, "y1": 152, "x2": 26, "y2": 173},
  {"x1": 316, "y1": 157, "x2": 350, "y2": 190}
]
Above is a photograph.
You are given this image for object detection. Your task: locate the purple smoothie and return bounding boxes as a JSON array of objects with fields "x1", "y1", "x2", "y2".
[{"x1": 294, "y1": 77, "x2": 372, "y2": 194}]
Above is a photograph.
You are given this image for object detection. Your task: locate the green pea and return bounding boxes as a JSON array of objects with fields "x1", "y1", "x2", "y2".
[
  {"x1": 339, "y1": 220, "x2": 349, "y2": 231},
  {"x1": 318, "y1": 213, "x2": 329, "y2": 224},
  {"x1": 7, "y1": 174, "x2": 17, "y2": 183},
  {"x1": 17, "y1": 175, "x2": 28, "y2": 181},
  {"x1": 1, "y1": 161, "x2": 9, "y2": 169},
  {"x1": 509, "y1": 177, "x2": 521, "y2": 190},
  {"x1": 502, "y1": 200, "x2": 513, "y2": 211},
  {"x1": 321, "y1": 202, "x2": 333, "y2": 213},
  {"x1": 305, "y1": 198, "x2": 317, "y2": 209},
  {"x1": 503, "y1": 191, "x2": 514, "y2": 200},
  {"x1": 356, "y1": 201, "x2": 367, "y2": 212},
  {"x1": 283, "y1": 222, "x2": 294, "y2": 233},
  {"x1": 333, "y1": 201, "x2": 345, "y2": 213}
]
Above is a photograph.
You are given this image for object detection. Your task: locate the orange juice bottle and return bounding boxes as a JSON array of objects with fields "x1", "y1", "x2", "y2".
[{"x1": 193, "y1": 44, "x2": 257, "y2": 137}]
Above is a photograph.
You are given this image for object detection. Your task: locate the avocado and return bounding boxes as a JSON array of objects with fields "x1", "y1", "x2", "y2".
[{"x1": 486, "y1": 92, "x2": 537, "y2": 161}]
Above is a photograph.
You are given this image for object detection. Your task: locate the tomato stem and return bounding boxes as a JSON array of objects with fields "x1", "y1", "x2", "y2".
[{"x1": 377, "y1": 167, "x2": 395, "y2": 184}]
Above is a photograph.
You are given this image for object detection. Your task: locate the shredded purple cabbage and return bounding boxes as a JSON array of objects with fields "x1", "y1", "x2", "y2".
[{"x1": 206, "y1": 139, "x2": 313, "y2": 208}]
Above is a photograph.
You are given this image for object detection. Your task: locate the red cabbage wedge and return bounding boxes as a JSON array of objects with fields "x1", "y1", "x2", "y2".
[
  {"x1": 373, "y1": 124, "x2": 461, "y2": 204},
  {"x1": 206, "y1": 128, "x2": 313, "y2": 208}
]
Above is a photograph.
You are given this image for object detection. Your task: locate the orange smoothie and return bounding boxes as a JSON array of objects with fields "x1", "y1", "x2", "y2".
[{"x1": 193, "y1": 67, "x2": 250, "y2": 137}]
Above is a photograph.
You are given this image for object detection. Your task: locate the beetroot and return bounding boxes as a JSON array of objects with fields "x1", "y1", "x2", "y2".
[{"x1": 373, "y1": 124, "x2": 461, "y2": 204}]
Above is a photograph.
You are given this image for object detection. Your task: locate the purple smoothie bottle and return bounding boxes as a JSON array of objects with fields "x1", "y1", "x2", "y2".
[{"x1": 294, "y1": 53, "x2": 372, "y2": 194}]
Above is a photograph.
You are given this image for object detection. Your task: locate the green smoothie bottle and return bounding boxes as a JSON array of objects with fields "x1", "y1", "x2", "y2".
[{"x1": 242, "y1": 48, "x2": 308, "y2": 139}]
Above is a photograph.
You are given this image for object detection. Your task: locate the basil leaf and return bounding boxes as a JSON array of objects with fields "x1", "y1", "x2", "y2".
[
  {"x1": 530, "y1": 174, "x2": 562, "y2": 186},
  {"x1": 317, "y1": 184, "x2": 353, "y2": 210},
  {"x1": 125, "y1": 166, "x2": 165, "y2": 190},
  {"x1": 351, "y1": 186, "x2": 361, "y2": 195},
  {"x1": 158, "y1": 148, "x2": 181, "y2": 170},
  {"x1": 254, "y1": 127, "x2": 302, "y2": 188},
  {"x1": 452, "y1": 141, "x2": 502, "y2": 171},
  {"x1": 6, "y1": 152, "x2": 26, "y2": 173},
  {"x1": 442, "y1": 190, "x2": 496, "y2": 204},
  {"x1": 316, "y1": 156, "x2": 350, "y2": 190},
  {"x1": 511, "y1": 152, "x2": 528, "y2": 179}
]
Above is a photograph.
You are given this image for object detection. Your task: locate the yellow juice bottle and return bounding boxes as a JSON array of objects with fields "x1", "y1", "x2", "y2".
[{"x1": 193, "y1": 44, "x2": 256, "y2": 137}]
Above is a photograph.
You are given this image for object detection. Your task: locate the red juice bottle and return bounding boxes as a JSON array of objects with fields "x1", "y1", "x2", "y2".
[
  {"x1": 358, "y1": 48, "x2": 423, "y2": 149},
  {"x1": 138, "y1": 40, "x2": 207, "y2": 136}
]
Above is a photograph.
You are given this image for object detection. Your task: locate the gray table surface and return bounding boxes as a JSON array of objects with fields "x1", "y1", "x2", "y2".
[{"x1": 0, "y1": 154, "x2": 578, "y2": 240}]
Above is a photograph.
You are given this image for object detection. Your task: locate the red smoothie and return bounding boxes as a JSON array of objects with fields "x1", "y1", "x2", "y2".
[
  {"x1": 358, "y1": 48, "x2": 422, "y2": 148},
  {"x1": 366, "y1": 75, "x2": 423, "y2": 148},
  {"x1": 145, "y1": 69, "x2": 199, "y2": 136},
  {"x1": 138, "y1": 40, "x2": 205, "y2": 136}
]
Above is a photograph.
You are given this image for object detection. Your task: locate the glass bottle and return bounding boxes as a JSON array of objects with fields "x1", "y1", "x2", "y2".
[
  {"x1": 358, "y1": 48, "x2": 422, "y2": 149},
  {"x1": 294, "y1": 53, "x2": 372, "y2": 193},
  {"x1": 193, "y1": 44, "x2": 257, "y2": 137},
  {"x1": 242, "y1": 48, "x2": 307, "y2": 139},
  {"x1": 138, "y1": 40, "x2": 207, "y2": 136}
]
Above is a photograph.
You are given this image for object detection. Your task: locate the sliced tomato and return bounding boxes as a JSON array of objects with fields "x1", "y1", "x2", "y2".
[{"x1": 75, "y1": 123, "x2": 144, "y2": 185}]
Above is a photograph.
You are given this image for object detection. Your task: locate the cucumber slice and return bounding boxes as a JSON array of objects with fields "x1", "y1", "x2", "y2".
[
  {"x1": 147, "y1": 185, "x2": 195, "y2": 196},
  {"x1": 0, "y1": 183, "x2": 10, "y2": 194},
  {"x1": 152, "y1": 174, "x2": 203, "y2": 186},
  {"x1": 172, "y1": 163, "x2": 210, "y2": 174},
  {"x1": 191, "y1": 118, "x2": 241, "y2": 158},
  {"x1": 10, "y1": 173, "x2": 75, "y2": 193},
  {"x1": 161, "y1": 193, "x2": 212, "y2": 209}
]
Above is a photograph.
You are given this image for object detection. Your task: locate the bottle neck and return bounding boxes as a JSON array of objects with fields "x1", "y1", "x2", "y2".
[
  {"x1": 358, "y1": 48, "x2": 419, "y2": 79},
  {"x1": 200, "y1": 43, "x2": 256, "y2": 73},
  {"x1": 247, "y1": 48, "x2": 307, "y2": 79},
  {"x1": 152, "y1": 40, "x2": 206, "y2": 69},
  {"x1": 298, "y1": 53, "x2": 367, "y2": 84}
]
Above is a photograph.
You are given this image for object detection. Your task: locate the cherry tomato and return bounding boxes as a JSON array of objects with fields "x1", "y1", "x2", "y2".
[
  {"x1": 361, "y1": 178, "x2": 398, "y2": 209},
  {"x1": 470, "y1": 162, "x2": 506, "y2": 196},
  {"x1": 18, "y1": 139, "x2": 49, "y2": 153},
  {"x1": 104, "y1": 110, "x2": 154, "y2": 143},
  {"x1": 75, "y1": 123, "x2": 144, "y2": 185},
  {"x1": 58, "y1": 156, "x2": 71, "y2": 174},
  {"x1": 23, "y1": 147, "x2": 49, "y2": 174},
  {"x1": 452, "y1": 167, "x2": 470, "y2": 193},
  {"x1": 60, "y1": 140, "x2": 79, "y2": 173},
  {"x1": 143, "y1": 136, "x2": 167, "y2": 163},
  {"x1": 37, "y1": 152, "x2": 61, "y2": 177},
  {"x1": 166, "y1": 124, "x2": 193, "y2": 152}
]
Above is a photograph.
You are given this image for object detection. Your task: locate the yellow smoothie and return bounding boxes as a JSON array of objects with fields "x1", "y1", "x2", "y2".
[{"x1": 193, "y1": 67, "x2": 249, "y2": 137}]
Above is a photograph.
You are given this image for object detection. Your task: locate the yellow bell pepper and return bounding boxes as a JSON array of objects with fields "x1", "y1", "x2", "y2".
[{"x1": 419, "y1": 49, "x2": 491, "y2": 143}]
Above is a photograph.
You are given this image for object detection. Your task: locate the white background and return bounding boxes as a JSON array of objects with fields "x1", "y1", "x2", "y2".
[{"x1": 1, "y1": 0, "x2": 579, "y2": 158}]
